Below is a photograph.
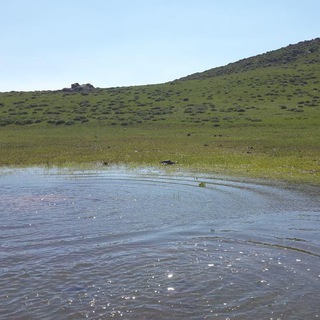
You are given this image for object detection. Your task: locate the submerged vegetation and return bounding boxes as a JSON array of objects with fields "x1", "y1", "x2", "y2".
[
  {"x1": 198, "y1": 182, "x2": 207, "y2": 188},
  {"x1": 0, "y1": 38, "x2": 319, "y2": 184}
]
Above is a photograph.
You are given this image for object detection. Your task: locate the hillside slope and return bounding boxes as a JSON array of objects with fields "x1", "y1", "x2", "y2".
[{"x1": 175, "y1": 38, "x2": 320, "y2": 81}]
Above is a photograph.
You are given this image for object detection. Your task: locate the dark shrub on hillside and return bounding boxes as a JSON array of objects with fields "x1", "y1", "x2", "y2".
[
  {"x1": 55, "y1": 120, "x2": 65, "y2": 125},
  {"x1": 0, "y1": 119, "x2": 13, "y2": 126},
  {"x1": 15, "y1": 119, "x2": 34, "y2": 125},
  {"x1": 73, "y1": 116, "x2": 87, "y2": 121}
]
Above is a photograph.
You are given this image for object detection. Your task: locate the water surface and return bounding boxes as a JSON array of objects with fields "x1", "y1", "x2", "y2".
[{"x1": 1, "y1": 167, "x2": 319, "y2": 319}]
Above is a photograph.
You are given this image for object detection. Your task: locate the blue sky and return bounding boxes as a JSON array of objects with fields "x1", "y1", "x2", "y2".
[{"x1": 1, "y1": 0, "x2": 319, "y2": 91}]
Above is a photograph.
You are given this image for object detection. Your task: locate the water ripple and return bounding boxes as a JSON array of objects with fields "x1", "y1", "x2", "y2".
[{"x1": 0, "y1": 167, "x2": 319, "y2": 319}]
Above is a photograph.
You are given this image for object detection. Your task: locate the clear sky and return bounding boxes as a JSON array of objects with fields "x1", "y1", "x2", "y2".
[{"x1": 1, "y1": 0, "x2": 319, "y2": 92}]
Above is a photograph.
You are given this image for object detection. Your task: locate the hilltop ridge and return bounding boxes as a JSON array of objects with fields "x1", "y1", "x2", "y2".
[{"x1": 175, "y1": 38, "x2": 320, "y2": 81}]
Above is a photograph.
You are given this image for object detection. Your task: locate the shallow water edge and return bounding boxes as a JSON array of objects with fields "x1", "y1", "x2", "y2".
[{"x1": 1, "y1": 165, "x2": 319, "y2": 319}]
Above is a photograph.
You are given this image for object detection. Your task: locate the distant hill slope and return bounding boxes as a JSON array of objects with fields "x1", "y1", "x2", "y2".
[
  {"x1": 175, "y1": 38, "x2": 320, "y2": 81},
  {"x1": 0, "y1": 37, "x2": 319, "y2": 130}
]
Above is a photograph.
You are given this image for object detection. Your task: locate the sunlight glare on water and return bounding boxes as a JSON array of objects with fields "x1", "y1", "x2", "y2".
[{"x1": 0, "y1": 166, "x2": 319, "y2": 319}]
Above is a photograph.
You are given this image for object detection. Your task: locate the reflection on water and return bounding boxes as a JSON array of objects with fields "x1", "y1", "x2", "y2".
[{"x1": 0, "y1": 167, "x2": 319, "y2": 319}]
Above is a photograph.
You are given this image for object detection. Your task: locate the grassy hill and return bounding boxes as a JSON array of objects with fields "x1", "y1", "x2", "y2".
[
  {"x1": 0, "y1": 38, "x2": 319, "y2": 184},
  {"x1": 177, "y1": 38, "x2": 320, "y2": 80}
]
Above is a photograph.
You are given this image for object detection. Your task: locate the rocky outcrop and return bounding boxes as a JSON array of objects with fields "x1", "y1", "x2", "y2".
[{"x1": 62, "y1": 83, "x2": 95, "y2": 92}]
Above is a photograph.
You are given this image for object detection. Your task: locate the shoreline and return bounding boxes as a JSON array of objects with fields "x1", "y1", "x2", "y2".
[{"x1": 1, "y1": 163, "x2": 319, "y2": 190}]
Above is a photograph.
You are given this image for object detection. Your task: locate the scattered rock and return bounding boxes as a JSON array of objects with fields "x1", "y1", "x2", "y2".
[{"x1": 161, "y1": 160, "x2": 175, "y2": 165}]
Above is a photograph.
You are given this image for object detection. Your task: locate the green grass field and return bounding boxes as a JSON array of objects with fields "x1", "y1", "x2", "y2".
[{"x1": 1, "y1": 39, "x2": 319, "y2": 184}]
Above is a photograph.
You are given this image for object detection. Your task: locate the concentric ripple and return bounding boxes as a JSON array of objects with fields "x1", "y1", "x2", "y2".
[{"x1": 0, "y1": 167, "x2": 319, "y2": 319}]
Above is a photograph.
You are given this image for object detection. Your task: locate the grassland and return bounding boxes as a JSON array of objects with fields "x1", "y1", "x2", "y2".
[{"x1": 0, "y1": 39, "x2": 319, "y2": 184}]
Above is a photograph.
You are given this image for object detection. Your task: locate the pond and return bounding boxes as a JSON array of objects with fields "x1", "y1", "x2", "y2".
[{"x1": 1, "y1": 167, "x2": 319, "y2": 319}]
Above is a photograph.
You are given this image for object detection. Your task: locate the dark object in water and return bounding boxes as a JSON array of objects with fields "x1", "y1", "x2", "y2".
[{"x1": 161, "y1": 160, "x2": 175, "y2": 165}]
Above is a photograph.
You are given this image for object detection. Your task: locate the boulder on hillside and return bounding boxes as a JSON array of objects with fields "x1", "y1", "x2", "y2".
[{"x1": 71, "y1": 83, "x2": 80, "y2": 89}]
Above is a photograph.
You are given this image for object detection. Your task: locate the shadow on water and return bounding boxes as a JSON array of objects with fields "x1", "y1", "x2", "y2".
[{"x1": 0, "y1": 166, "x2": 319, "y2": 319}]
